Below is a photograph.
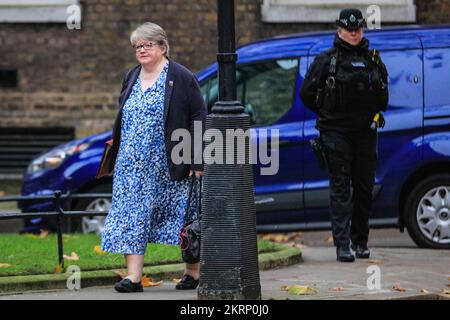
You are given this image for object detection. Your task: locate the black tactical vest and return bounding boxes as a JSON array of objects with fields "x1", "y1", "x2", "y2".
[{"x1": 321, "y1": 37, "x2": 387, "y2": 113}]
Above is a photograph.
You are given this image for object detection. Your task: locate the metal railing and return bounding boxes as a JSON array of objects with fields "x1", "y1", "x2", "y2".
[
  {"x1": 0, "y1": 188, "x2": 274, "y2": 269},
  {"x1": 0, "y1": 191, "x2": 112, "y2": 268}
]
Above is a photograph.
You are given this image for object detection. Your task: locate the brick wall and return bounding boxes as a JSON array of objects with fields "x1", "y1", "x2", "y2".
[
  {"x1": 0, "y1": 0, "x2": 448, "y2": 138},
  {"x1": 416, "y1": 0, "x2": 450, "y2": 24}
]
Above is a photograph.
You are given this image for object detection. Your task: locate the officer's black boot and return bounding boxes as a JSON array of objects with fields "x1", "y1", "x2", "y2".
[
  {"x1": 351, "y1": 243, "x2": 370, "y2": 259},
  {"x1": 336, "y1": 245, "x2": 355, "y2": 262}
]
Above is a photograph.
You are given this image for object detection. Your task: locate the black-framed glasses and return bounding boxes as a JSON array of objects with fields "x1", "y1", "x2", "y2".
[{"x1": 133, "y1": 42, "x2": 158, "y2": 51}]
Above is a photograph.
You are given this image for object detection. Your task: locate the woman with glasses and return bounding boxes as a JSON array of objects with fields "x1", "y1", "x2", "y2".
[{"x1": 101, "y1": 22, "x2": 206, "y2": 293}]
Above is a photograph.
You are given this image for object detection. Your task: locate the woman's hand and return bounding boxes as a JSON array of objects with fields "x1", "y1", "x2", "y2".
[{"x1": 189, "y1": 170, "x2": 204, "y2": 178}]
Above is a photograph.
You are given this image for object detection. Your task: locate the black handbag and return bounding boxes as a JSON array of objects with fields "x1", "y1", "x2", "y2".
[{"x1": 179, "y1": 175, "x2": 202, "y2": 264}]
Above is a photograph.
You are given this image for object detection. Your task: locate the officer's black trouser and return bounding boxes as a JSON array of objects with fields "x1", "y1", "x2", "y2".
[{"x1": 321, "y1": 129, "x2": 377, "y2": 248}]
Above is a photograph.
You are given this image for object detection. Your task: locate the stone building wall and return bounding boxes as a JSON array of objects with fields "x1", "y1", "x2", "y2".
[{"x1": 0, "y1": 0, "x2": 448, "y2": 138}]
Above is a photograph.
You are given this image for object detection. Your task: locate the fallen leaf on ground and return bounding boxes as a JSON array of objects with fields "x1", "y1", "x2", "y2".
[
  {"x1": 392, "y1": 284, "x2": 406, "y2": 292},
  {"x1": 0, "y1": 263, "x2": 12, "y2": 268},
  {"x1": 274, "y1": 235, "x2": 288, "y2": 242},
  {"x1": 331, "y1": 287, "x2": 345, "y2": 292},
  {"x1": 141, "y1": 276, "x2": 163, "y2": 287},
  {"x1": 260, "y1": 232, "x2": 303, "y2": 243},
  {"x1": 113, "y1": 270, "x2": 127, "y2": 279},
  {"x1": 287, "y1": 232, "x2": 302, "y2": 242},
  {"x1": 25, "y1": 233, "x2": 38, "y2": 240},
  {"x1": 420, "y1": 289, "x2": 430, "y2": 294},
  {"x1": 141, "y1": 276, "x2": 152, "y2": 287},
  {"x1": 293, "y1": 244, "x2": 305, "y2": 249},
  {"x1": 39, "y1": 229, "x2": 49, "y2": 238},
  {"x1": 261, "y1": 234, "x2": 289, "y2": 243},
  {"x1": 289, "y1": 285, "x2": 318, "y2": 295},
  {"x1": 441, "y1": 289, "x2": 450, "y2": 295},
  {"x1": 284, "y1": 241, "x2": 305, "y2": 249},
  {"x1": 172, "y1": 278, "x2": 181, "y2": 283},
  {"x1": 365, "y1": 259, "x2": 383, "y2": 264},
  {"x1": 324, "y1": 235, "x2": 333, "y2": 243},
  {"x1": 63, "y1": 252, "x2": 79, "y2": 261},
  {"x1": 55, "y1": 264, "x2": 64, "y2": 274},
  {"x1": 281, "y1": 285, "x2": 317, "y2": 295},
  {"x1": 285, "y1": 242, "x2": 300, "y2": 248},
  {"x1": 94, "y1": 245, "x2": 106, "y2": 255}
]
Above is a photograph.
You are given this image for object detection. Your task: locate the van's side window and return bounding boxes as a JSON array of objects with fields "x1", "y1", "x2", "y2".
[
  {"x1": 201, "y1": 58, "x2": 299, "y2": 126},
  {"x1": 424, "y1": 48, "x2": 450, "y2": 115}
]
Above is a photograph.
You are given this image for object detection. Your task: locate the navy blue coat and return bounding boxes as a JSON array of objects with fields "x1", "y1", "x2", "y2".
[{"x1": 107, "y1": 60, "x2": 207, "y2": 181}]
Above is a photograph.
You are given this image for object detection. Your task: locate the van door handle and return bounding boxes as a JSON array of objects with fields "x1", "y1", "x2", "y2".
[{"x1": 409, "y1": 75, "x2": 420, "y2": 84}]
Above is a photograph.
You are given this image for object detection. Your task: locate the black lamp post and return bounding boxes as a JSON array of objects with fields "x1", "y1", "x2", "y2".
[{"x1": 198, "y1": 0, "x2": 261, "y2": 300}]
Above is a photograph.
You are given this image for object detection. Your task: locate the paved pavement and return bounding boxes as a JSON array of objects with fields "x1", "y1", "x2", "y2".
[
  {"x1": 295, "y1": 228, "x2": 418, "y2": 248},
  {"x1": 1, "y1": 228, "x2": 449, "y2": 300}
]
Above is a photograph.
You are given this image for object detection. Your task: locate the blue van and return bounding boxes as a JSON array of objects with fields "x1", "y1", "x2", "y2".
[{"x1": 19, "y1": 25, "x2": 450, "y2": 249}]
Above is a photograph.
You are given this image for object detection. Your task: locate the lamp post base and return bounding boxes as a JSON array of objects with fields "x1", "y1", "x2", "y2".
[{"x1": 198, "y1": 101, "x2": 261, "y2": 301}]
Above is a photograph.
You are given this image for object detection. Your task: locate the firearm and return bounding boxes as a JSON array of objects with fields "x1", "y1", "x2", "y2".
[{"x1": 309, "y1": 137, "x2": 328, "y2": 171}]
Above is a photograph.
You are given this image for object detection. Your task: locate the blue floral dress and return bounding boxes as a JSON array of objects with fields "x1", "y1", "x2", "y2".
[{"x1": 101, "y1": 62, "x2": 197, "y2": 255}]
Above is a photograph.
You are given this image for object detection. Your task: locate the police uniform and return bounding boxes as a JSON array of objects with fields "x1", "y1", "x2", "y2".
[{"x1": 300, "y1": 9, "x2": 389, "y2": 261}]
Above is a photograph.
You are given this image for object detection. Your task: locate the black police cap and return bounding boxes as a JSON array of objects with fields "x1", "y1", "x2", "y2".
[{"x1": 336, "y1": 8, "x2": 366, "y2": 30}]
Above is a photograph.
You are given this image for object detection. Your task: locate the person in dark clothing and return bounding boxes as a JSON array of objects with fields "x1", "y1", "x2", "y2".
[{"x1": 300, "y1": 8, "x2": 389, "y2": 262}]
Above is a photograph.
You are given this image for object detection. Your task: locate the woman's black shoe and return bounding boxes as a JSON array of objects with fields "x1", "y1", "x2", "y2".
[
  {"x1": 175, "y1": 275, "x2": 199, "y2": 290},
  {"x1": 114, "y1": 278, "x2": 144, "y2": 293}
]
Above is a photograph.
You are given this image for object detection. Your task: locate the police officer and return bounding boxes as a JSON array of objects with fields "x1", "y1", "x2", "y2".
[{"x1": 300, "y1": 8, "x2": 389, "y2": 262}]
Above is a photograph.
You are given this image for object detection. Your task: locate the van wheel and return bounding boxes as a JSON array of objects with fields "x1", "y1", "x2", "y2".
[
  {"x1": 404, "y1": 174, "x2": 450, "y2": 249},
  {"x1": 69, "y1": 184, "x2": 112, "y2": 234}
]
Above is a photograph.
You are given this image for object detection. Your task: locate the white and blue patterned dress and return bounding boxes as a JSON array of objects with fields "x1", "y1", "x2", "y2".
[{"x1": 101, "y1": 62, "x2": 196, "y2": 255}]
